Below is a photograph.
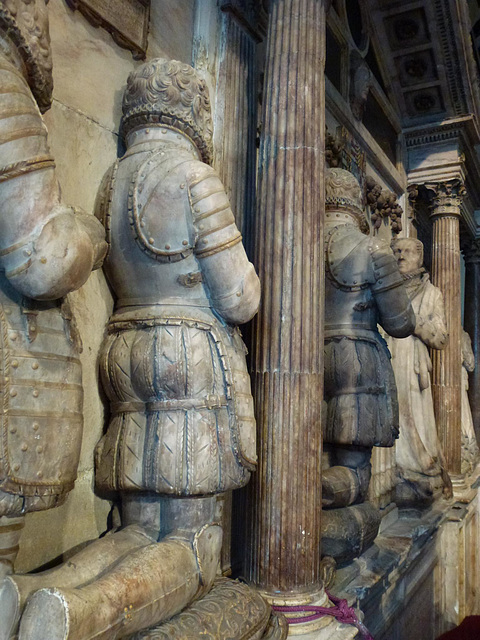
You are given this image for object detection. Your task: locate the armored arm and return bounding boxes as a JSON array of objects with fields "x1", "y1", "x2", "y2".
[
  {"x1": 189, "y1": 167, "x2": 260, "y2": 324},
  {"x1": 370, "y1": 240, "x2": 416, "y2": 338},
  {"x1": 0, "y1": 54, "x2": 106, "y2": 300}
]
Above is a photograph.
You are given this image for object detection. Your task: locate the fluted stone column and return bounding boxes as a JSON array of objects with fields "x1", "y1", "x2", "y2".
[
  {"x1": 245, "y1": 0, "x2": 326, "y2": 604},
  {"x1": 428, "y1": 180, "x2": 465, "y2": 476},
  {"x1": 462, "y1": 239, "x2": 480, "y2": 443}
]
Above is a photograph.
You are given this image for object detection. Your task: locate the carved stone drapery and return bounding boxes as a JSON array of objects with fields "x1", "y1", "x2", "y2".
[
  {"x1": 245, "y1": 0, "x2": 326, "y2": 605},
  {"x1": 427, "y1": 180, "x2": 466, "y2": 476},
  {"x1": 462, "y1": 238, "x2": 480, "y2": 444}
]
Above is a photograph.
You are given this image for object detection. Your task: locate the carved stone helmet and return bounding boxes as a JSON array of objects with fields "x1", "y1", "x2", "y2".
[
  {"x1": 325, "y1": 167, "x2": 369, "y2": 234},
  {"x1": 0, "y1": 0, "x2": 53, "y2": 112},
  {"x1": 121, "y1": 58, "x2": 214, "y2": 164}
]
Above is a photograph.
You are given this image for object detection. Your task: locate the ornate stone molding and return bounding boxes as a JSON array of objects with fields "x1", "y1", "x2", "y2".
[
  {"x1": 425, "y1": 179, "x2": 466, "y2": 218},
  {"x1": 65, "y1": 0, "x2": 150, "y2": 59}
]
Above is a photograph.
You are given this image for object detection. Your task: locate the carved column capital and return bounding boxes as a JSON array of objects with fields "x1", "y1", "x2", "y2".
[
  {"x1": 461, "y1": 238, "x2": 480, "y2": 264},
  {"x1": 425, "y1": 179, "x2": 466, "y2": 219}
]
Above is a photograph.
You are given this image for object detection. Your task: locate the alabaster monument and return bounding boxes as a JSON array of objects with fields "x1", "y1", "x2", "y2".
[
  {"x1": 387, "y1": 237, "x2": 450, "y2": 506},
  {"x1": 0, "y1": 57, "x2": 267, "y2": 640},
  {"x1": 0, "y1": 0, "x2": 106, "y2": 578},
  {"x1": 322, "y1": 168, "x2": 415, "y2": 563},
  {"x1": 461, "y1": 330, "x2": 480, "y2": 475}
]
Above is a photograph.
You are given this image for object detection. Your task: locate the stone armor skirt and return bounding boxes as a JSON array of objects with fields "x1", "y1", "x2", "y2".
[
  {"x1": 323, "y1": 330, "x2": 399, "y2": 448},
  {"x1": 96, "y1": 308, "x2": 256, "y2": 496},
  {"x1": 0, "y1": 279, "x2": 83, "y2": 517}
]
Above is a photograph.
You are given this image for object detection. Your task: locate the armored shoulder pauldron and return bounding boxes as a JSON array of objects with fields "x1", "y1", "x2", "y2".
[{"x1": 325, "y1": 225, "x2": 373, "y2": 291}]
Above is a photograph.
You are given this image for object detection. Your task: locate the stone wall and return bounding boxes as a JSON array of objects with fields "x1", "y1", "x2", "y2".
[{"x1": 16, "y1": 0, "x2": 197, "y2": 573}]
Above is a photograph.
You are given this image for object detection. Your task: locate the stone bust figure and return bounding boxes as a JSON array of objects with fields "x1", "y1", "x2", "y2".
[{"x1": 387, "y1": 237, "x2": 451, "y2": 506}]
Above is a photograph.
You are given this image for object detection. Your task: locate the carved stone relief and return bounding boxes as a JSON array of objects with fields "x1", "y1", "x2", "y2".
[
  {"x1": 365, "y1": 176, "x2": 403, "y2": 234},
  {"x1": 387, "y1": 237, "x2": 451, "y2": 507},
  {"x1": 65, "y1": 0, "x2": 150, "y2": 59},
  {"x1": 322, "y1": 168, "x2": 415, "y2": 563}
]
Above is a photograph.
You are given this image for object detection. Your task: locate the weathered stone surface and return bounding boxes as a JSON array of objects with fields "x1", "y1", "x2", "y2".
[{"x1": 387, "y1": 237, "x2": 450, "y2": 506}]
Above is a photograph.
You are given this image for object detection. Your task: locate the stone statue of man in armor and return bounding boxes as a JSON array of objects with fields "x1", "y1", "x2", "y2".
[
  {"x1": 0, "y1": 0, "x2": 106, "y2": 576},
  {"x1": 1, "y1": 58, "x2": 262, "y2": 640},
  {"x1": 321, "y1": 168, "x2": 415, "y2": 563}
]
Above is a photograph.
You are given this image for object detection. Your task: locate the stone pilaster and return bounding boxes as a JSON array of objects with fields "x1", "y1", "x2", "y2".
[
  {"x1": 216, "y1": 2, "x2": 265, "y2": 237},
  {"x1": 245, "y1": 0, "x2": 326, "y2": 604},
  {"x1": 428, "y1": 180, "x2": 466, "y2": 476},
  {"x1": 462, "y1": 238, "x2": 480, "y2": 444}
]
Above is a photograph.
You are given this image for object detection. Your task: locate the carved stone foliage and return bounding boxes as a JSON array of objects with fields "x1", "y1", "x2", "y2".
[
  {"x1": 325, "y1": 128, "x2": 343, "y2": 168},
  {"x1": 425, "y1": 179, "x2": 467, "y2": 217},
  {"x1": 365, "y1": 176, "x2": 403, "y2": 234},
  {"x1": 65, "y1": 0, "x2": 150, "y2": 59}
]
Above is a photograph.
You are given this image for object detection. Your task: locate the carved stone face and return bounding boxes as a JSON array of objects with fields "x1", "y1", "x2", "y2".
[{"x1": 392, "y1": 238, "x2": 423, "y2": 274}]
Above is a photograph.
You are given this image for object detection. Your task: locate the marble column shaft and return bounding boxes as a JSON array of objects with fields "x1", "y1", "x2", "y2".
[
  {"x1": 245, "y1": 0, "x2": 326, "y2": 600},
  {"x1": 463, "y1": 239, "x2": 480, "y2": 444},
  {"x1": 429, "y1": 181, "x2": 465, "y2": 476}
]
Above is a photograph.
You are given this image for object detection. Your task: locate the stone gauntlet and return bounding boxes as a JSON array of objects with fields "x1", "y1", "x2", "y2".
[{"x1": 370, "y1": 243, "x2": 416, "y2": 338}]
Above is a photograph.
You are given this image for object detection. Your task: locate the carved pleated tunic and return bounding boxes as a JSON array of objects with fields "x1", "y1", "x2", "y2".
[{"x1": 95, "y1": 133, "x2": 258, "y2": 497}]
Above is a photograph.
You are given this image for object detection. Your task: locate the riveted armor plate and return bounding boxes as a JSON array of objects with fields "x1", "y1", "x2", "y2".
[
  {"x1": 325, "y1": 226, "x2": 373, "y2": 290},
  {"x1": 128, "y1": 150, "x2": 195, "y2": 262},
  {"x1": 0, "y1": 280, "x2": 82, "y2": 514}
]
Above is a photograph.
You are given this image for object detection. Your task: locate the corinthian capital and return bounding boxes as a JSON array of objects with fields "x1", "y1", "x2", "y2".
[{"x1": 425, "y1": 179, "x2": 467, "y2": 218}]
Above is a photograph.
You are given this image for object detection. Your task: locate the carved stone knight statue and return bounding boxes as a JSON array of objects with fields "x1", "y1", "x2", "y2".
[
  {"x1": 0, "y1": 0, "x2": 106, "y2": 577},
  {"x1": 386, "y1": 237, "x2": 451, "y2": 507},
  {"x1": 321, "y1": 168, "x2": 415, "y2": 563},
  {"x1": 1, "y1": 58, "x2": 263, "y2": 640}
]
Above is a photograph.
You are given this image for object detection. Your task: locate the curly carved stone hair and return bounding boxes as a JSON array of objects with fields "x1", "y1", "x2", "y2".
[
  {"x1": 121, "y1": 58, "x2": 214, "y2": 164},
  {"x1": 325, "y1": 168, "x2": 369, "y2": 234},
  {"x1": 0, "y1": 0, "x2": 53, "y2": 111}
]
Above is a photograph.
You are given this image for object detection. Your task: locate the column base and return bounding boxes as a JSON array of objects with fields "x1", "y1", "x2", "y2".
[{"x1": 451, "y1": 474, "x2": 478, "y2": 503}]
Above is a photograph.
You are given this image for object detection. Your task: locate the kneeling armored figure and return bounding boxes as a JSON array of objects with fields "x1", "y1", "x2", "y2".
[{"x1": 322, "y1": 168, "x2": 415, "y2": 563}]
